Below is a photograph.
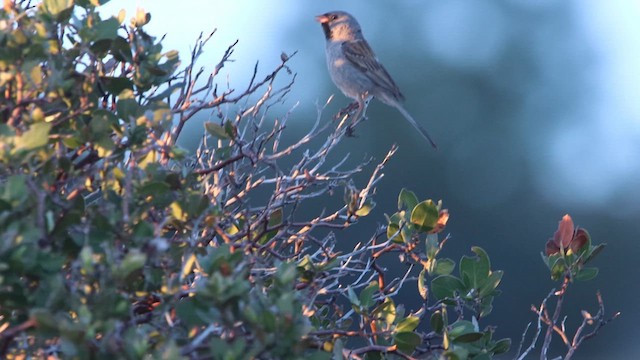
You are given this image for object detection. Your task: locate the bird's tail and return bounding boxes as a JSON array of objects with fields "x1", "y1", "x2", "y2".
[{"x1": 394, "y1": 104, "x2": 438, "y2": 150}]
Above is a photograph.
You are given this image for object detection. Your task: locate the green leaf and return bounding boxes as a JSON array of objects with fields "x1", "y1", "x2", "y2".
[
  {"x1": 359, "y1": 282, "x2": 379, "y2": 309},
  {"x1": 479, "y1": 270, "x2": 503, "y2": 297},
  {"x1": 418, "y1": 269, "x2": 428, "y2": 300},
  {"x1": 471, "y1": 353, "x2": 492, "y2": 360},
  {"x1": 306, "y1": 351, "x2": 332, "y2": 360},
  {"x1": 583, "y1": 243, "x2": 606, "y2": 265},
  {"x1": 175, "y1": 297, "x2": 208, "y2": 327},
  {"x1": 435, "y1": 258, "x2": 456, "y2": 276},
  {"x1": 116, "y1": 91, "x2": 141, "y2": 121},
  {"x1": 386, "y1": 212, "x2": 403, "y2": 242},
  {"x1": 491, "y1": 338, "x2": 511, "y2": 354},
  {"x1": 268, "y1": 208, "x2": 283, "y2": 227},
  {"x1": 94, "y1": 17, "x2": 121, "y2": 41},
  {"x1": 430, "y1": 310, "x2": 444, "y2": 334},
  {"x1": 410, "y1": 199, "x2": 439, "y2": 232},
  {"x1": 138, "y1": 181, "x2": 170, "y2": 197},
  {"x1": 224, "y1": 120, "x2": 237, "y2": 138},
  {"x1": 276, "y1": 261, "x2": 297, "y2": 286},
  {"x1": 204, "y1": 122, "x2": 230, "y2": 139},
  {"x1": 425, "y1": 233, "x2": 440, "y2": 260},
  {"x1": 100, "y1": 76, "x2": 133, "y2": 94},
  {"x1": 400, "y1": 224, "x2": 414, "y2": 244},
  {"x1": 549, "y1": 256, "x2": 567, "y2": 280},
  {"x1": 398, "y1": 188, "x2": 418, "y2": 211},
  {"x1": 43, "y1": 0, "x2": 74, "y2": 20},
  {"x1": 393, "y1": 331, "x2": 421, "y2": 353},
  {"x1": 148, "y1": 82, "x2": 183, "y2": 102},
  {"x1": 14, "y1": 122, "x2": 51, "y2": 151},
  {"x1": 347, "y1": 286, "x2": 360, "y2": 307},
  {"x1": 2, "y1": 175, "x2": 28, "y2": 203},
  {"x1": 374, "y1": 298, "x2": 396, "y2": 326},
  {"x1": 431, "y1": 275, "x2": 464, "y2": 300},
  {"x1": 355, "y1": 200, "x2": 375, "y2": 217},
  {"x1": 111, "y1": 36, "x2": 132, "y2": 62},
  {"x1": 449, "y1": 320, "x2": 476, "y2": 338},
  {"x1": 575, "y1": 267, "x2": 599, "y2": 281},
  {"x1": 396, "y1": 315, "x2": 420, "y2": 333},
  {"x1": 459, "y1": 247, "x2": 491, "y2": 289},
  {"x1": 453, "y1": 332, "x2": 485, "y2": 343},
  {"x1": 31, "y1": 308, "x2": 58, "y2": 332},
  {"x1": 114, "y1": 250, "x2": 146, "y2": 280}
]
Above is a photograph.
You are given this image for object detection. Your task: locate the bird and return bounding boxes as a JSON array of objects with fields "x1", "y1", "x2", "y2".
[{"x1": 315, "y1": 11, "x2": 438, "y2": 149}]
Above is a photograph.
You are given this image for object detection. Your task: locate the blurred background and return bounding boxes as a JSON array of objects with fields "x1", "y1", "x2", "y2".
[{"x1": 102, "y1": 1, "x2": 639, "y2": 358}]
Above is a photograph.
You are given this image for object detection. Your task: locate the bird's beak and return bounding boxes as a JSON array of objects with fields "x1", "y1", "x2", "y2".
[{"x1": 315, "y1": 14, "x2": 330, "y2": 24}]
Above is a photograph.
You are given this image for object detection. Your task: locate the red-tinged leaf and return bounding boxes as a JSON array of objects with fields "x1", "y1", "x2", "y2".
[
  {"x1": 545, "y1": 239, "x2": 560, "y2": 256},
  {"x1": 571, "y1": 228, "x2": 589, "y2": 253},
  {"x1": 554, "y1": 214, "x2": 574, "y2": 249},
  {"x1": 430, "y1": 209, "x2": 450, "y2": 234}
]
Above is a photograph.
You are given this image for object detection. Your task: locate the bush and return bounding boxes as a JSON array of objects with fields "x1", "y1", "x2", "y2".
[{"x1": 0, "y1": 1, "x2": 618, "y2": 359}]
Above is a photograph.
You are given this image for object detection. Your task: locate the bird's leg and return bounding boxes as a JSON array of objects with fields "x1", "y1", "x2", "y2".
[{"x1": 346, "y1": 93, "x2": 370, "y2": 136}]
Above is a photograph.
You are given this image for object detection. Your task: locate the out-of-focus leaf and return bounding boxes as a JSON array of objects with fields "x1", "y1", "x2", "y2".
[
  {"x1": 396, "y1": 315, "x2": 420, "y2": 333},
  {"x1": 204, "y1": 122, "x2": 230, "y2": 139},
  {"x1": 14, "y1": 122, "x2": 51, "y2": 151},
  {"x1": 393, "y1": 331, "x2": 421, "y2": 353},
  {"x1": 347, "y1": 286, "x2": 360, "y2": 307},
  {"x1": 224, "y1": 119, "x2": 237, "y2": 138},
  {"x1": 3, "y1": 175, "x2": 28, "y2": 203},
  {"x1": 114, "y1": 250, "x2": 146, "y2": 280},
  {"x1": 43, "y1": 0, "x2": 74, "y2": 20},
  {"x1": 94, "y1": 17, "x2": 120, "y2": 41},
  {"x1": 111, "y1": 36, "x2": 132, "y2": 62},
  {"x1": 133, "y1": 8, "x2": 151, "y2": 27},
  {"x1": 100, "y1": 76, "x2": 133, "y2": 94},
  {"x1": 175, "y1": 297, "x2": 208, "y2": 327}
]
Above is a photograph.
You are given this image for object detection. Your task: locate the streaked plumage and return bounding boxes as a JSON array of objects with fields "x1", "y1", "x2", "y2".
[{"x1": 316, "y1": 11, "x2": 437, "y2": 149}]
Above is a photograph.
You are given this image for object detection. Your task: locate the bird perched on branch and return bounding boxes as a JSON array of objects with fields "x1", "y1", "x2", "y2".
[{"x1": 316, "y1": 11, "x2": 438, "y2": 149}]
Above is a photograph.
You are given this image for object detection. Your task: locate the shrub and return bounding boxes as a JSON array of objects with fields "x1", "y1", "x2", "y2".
[{"x1": 0, "y1": 1, "x2": 617, "y2": 359}]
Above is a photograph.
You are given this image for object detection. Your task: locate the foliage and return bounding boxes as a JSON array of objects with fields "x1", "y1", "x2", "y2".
[{"x1": 0, "y1": 1, "x2": 617, "y2": 359}]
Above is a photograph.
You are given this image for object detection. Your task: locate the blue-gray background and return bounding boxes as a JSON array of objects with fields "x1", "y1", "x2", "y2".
[{"x1": 102, "y1": 1, "x2": 639, "y2": 358}]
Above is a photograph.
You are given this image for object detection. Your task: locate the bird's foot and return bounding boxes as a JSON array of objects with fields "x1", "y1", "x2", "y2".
[
  {"x1": 334, "y1": 101, "x2": 360, "y2": 120},
  {"x1": 345, "y1": 124, "x2": 357, "y2": 137},
  {"x1": 345, "y1": 115, "x2": 367, "y2": 137}
]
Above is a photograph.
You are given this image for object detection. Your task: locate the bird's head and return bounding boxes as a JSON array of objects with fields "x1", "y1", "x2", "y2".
[{"x1": 315, "y1": 11, "x2": 362, "y2": 42}]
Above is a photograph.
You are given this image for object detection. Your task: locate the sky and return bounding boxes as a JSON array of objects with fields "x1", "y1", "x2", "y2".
[{"x1": 99, "y1": 0, "x2": 640, "y2": 214}]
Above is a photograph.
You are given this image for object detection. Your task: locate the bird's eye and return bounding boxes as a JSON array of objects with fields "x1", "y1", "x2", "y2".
[{"x1": 330, "y1": 14, "x2": 338, "y2": 21}]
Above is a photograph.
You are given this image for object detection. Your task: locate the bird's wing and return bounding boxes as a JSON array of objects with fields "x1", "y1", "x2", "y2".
[{"x1": 342, "y1": 40, "x2": 405, "y2": 102}]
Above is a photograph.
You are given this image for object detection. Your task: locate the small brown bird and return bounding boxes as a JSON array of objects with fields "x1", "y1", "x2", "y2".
[{"x1": 316, "y1": 11, "x2": 437, "y2": 149}]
